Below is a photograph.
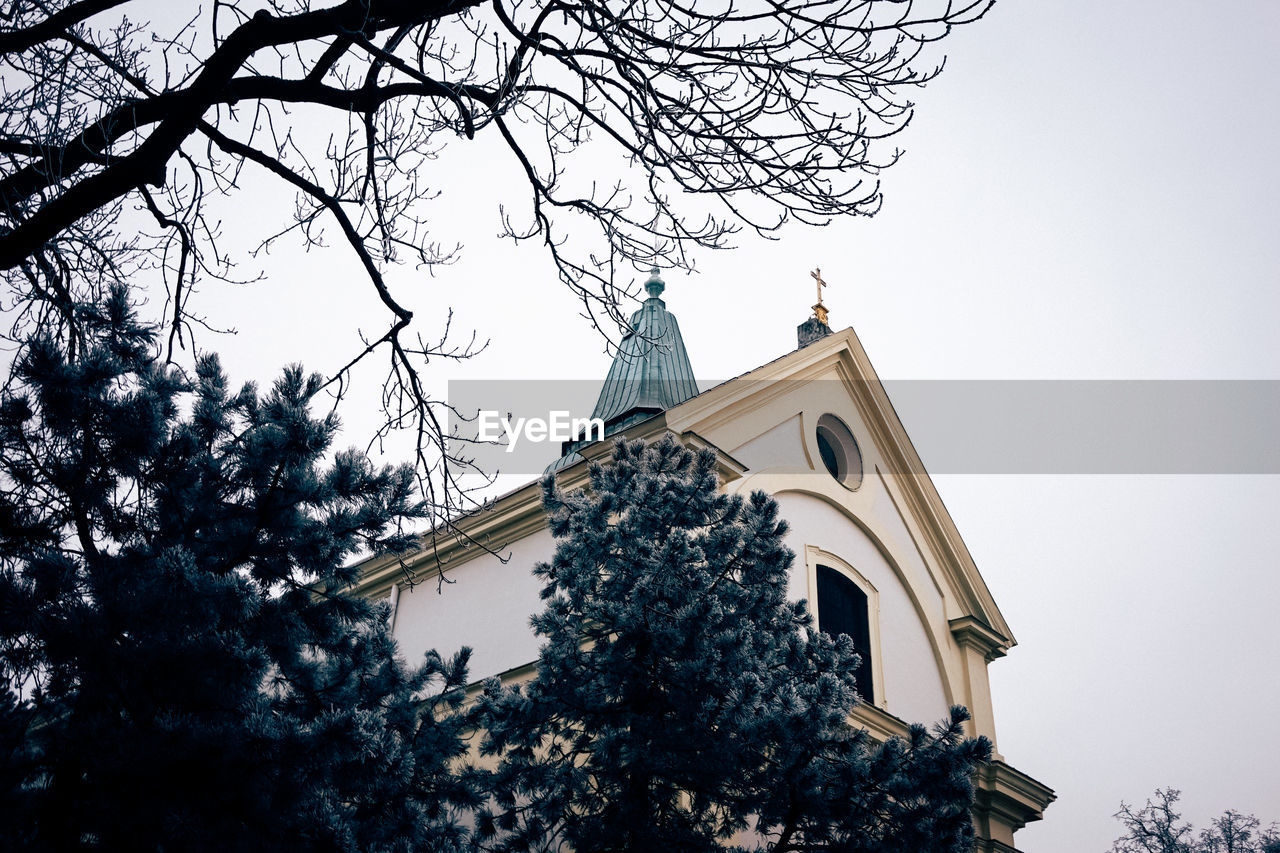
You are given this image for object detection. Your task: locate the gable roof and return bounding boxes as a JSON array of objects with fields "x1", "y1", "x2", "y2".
[
  {"x1": 661, "y1": 326, "x2": 1016, "y2": 647},
  {"x1": 355, "y1": 324, "x2": 1015, "y2": 650}
]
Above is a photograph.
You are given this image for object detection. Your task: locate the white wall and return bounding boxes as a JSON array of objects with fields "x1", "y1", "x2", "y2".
[
  {"x1": 389, "y1": 453, "x2": 956, "y2": 731},
  {"x1": 730, "y1": 414, "x2": 809, "y2": 471},
  {"x1": 776, "y1": 492, "x2": 952, "y2": 725},
  {"x1": 392, "y1": 528, "x2": 554, "y2": 681}
]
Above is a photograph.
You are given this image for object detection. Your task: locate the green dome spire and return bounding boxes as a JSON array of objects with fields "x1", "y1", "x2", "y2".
[
  {"x1": 547, "y1": 268, "x2": 699, "y2": 473},
  {"x1": 589, "y1": 267, "x2": 697, "y2": 431}
]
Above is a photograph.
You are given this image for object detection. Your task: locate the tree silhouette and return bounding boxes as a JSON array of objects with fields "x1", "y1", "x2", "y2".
[{"x1": 0, "y1": 0, "x2": 992, "y2": 515}]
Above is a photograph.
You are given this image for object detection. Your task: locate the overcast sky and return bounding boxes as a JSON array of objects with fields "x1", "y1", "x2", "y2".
[{"x1": 188, "y1": 2, "x2": 1280, "y2": 850}]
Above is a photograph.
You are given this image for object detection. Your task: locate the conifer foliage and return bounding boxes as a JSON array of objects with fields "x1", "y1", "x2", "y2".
[
  {"x1": 473, "y1": 437, "x2": 992, "y2": 852},
  {"x1": 0, "y1": 307, "x2": 992, "y2": 851},
  {"x1": 0, "y1": 289, "x2": 475, "y2": 852}
]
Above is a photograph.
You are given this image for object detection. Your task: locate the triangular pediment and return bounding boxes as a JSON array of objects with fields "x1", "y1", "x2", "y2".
[{"x1": 661, "y1": 327, "x2": 1015, "y2": 648}]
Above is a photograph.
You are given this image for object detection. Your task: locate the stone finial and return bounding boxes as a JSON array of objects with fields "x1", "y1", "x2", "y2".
[{"x1": 644, "y1": 266, "x2": 665, "y2": 299}]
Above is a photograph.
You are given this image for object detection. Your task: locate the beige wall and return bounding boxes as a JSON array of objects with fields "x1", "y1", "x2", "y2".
[
  {"x1": 778, "y1": 492, "x2": 952, "y2": 724},
  {"x1": 391, "y1": 527, "x2": 553, "y2": 681}
]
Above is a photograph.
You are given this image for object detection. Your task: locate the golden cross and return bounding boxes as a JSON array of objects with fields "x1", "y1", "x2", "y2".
[
  {"x1": 810, "y1": 267, "x2": 830, "y2": 325},
  {"x1": 811, "y1": 267, "x2": 827, "y2": 305}
]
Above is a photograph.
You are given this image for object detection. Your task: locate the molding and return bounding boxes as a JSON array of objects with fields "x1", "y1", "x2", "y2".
[
  {"x1": 974, "y1": 760, "x2": 1057, "y2": 835},
  {"x1": 465, "y1": 659, "x2": 539, "y2": 701},
  {"x1": 664, "y1": 328, "x2": 1017, "y2": 646},
  {"x1": 804, "y1": 545, "x2": 886, "y2": 711},
  {"x1": 950, "y1": 615, "x2": 1012, "y2": 661},
  {"x1": 974, "y1": 841, "x2": 1021, "y2": 853},
  {"x1": 675, "y1": 429, "x2": 750, "y2": 484},
  {"x1": 350, "y1": 417, "x2": 747, "y2": 599},
  {"x1": 825, "y1": 703, "x2": 1055, "y2": 849},
  {"x1": 724, "y1": 472, "x2": 958, "y2": 709},
  {"x1": 350, "y1": 475, "x2": 554, "y2": 601},
  {"x1": 847, "y1": 692, "x2": 914, "y2": 742}
]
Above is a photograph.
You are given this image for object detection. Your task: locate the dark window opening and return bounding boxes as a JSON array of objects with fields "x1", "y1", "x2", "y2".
[
  {"x1": 816, "y1": 430, "x2": 841, "y2": 480},
  {"x1": 815, "y1": 414, "x2": 862, "y2": 488},
  {"x1": 816, "y1": 565, "x2": 874, "y2": 702}
]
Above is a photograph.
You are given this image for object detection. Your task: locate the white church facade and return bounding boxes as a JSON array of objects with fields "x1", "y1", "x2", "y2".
[{"x1": 353, "y1": 270, "x2": 1055, "y2": 851}]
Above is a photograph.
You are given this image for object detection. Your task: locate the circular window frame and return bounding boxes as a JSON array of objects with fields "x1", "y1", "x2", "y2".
[{"x1": 815, "y1": 413, "x2": 863, "y2": 490}]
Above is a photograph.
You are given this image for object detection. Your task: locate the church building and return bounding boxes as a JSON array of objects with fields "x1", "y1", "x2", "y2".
[{"x1": 353, "y1": 269, "x2": 1055, "y2": 851}]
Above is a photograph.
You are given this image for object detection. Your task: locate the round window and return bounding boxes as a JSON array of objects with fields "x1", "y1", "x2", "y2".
[{"x1": 815, "y1": 414, "x2": 863, "y2": 489}]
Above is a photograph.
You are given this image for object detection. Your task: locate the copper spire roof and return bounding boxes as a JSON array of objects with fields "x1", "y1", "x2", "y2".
[
  {"x1": 546, "y1": 267, "x2": 697, "y2": 473},
  {"x1": 589, "y1": 267, "x2": 698, "y2": 431}
]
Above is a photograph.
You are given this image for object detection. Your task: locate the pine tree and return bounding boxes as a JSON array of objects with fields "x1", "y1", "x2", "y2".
[
  {"x1": 0, "y1": 288, "x2": 476, "y2": 852},
  {"x1": 472, "y1": 437, "x2": 992, "y2": 852}
]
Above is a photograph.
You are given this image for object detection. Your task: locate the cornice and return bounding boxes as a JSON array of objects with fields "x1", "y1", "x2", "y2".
[
  {"x1": 950, "y1": 615, "x2": 1012, "y2": 661},
  {"x1": 848, "y1": 697, "x2": 914, "y2": 742},
  {"x1": 974, "y1": 760, "x2": 1057, "y2": 832},
  {"x1": 973, "y1": 841, "x2": 1020, "y2": 853},
  {"x1": 350, "y1": 476, "x2": 553, "y2": 600},
  {"x1": 675, "y1": 429, "x2": 750, "y2": 483},
  {"x1": 351, "y1": 416, "x2": 747, "y2": 597},
  {"x1": 831, "y1": 332, "x2": 1016, "y2": 643}
]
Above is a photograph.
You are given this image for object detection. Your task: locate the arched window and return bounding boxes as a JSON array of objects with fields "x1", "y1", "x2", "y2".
[{"x1": 816, "y1": 564, "x2": 874, "y2": 702}]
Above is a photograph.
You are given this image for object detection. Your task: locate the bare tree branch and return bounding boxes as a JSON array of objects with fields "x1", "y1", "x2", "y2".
[
  {"x1": 0, "y1": 0, "x2": 993, "y2": 532},
  {"x1": 0, "y1": 0, "x2": 129, "y2": 55}
]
